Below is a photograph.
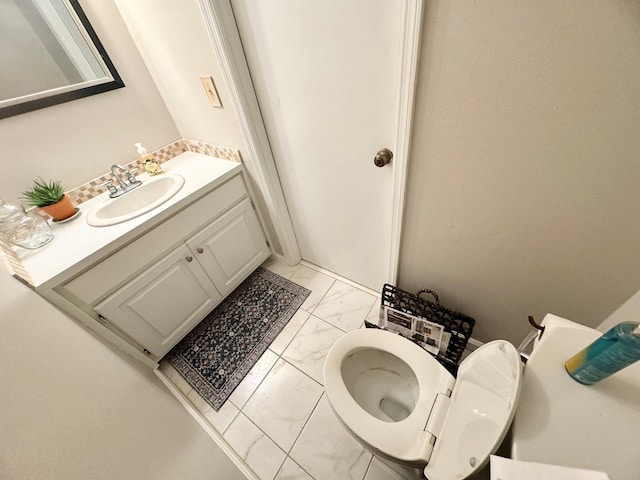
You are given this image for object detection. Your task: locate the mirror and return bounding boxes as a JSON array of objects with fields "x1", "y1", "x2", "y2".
[{"x1": 0, "y1": 0, "x2": 124, "y2": 119}]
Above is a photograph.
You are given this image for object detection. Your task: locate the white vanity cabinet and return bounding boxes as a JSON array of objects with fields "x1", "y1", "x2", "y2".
[
  {"x1": 55, "y1": 168, "x2": 270, "y2": 360},
  {"x1": 185, "y1": 198, "x2": 268, "y2": 296},
  {"x1": 94, "y1": 196, "x2": 269, "y2": 357},
  {"x1": 95, "y1": 244, "x2": 222, "y2": 358}
]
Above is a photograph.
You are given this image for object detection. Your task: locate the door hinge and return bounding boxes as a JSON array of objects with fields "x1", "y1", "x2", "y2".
[
  {"x1": 143, "y1": 349, "x2": 151, "y2": 355},
  {"x1": 265, "y1": 239, "x2": 270, "y2": 247},
  {"x1": 97, "y1": 314, "x2": 110, "y2": 325},
  {"x1": 250, "y1": 200, "x2": 256, "y2": 211}
]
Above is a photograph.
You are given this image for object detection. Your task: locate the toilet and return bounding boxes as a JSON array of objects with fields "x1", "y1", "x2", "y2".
[{"x1": 323, "y1": 328, "x2": 522, "y2": 480}]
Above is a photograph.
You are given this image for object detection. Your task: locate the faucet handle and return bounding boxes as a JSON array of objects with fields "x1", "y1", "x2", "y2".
[
  {"x1": 98, "y1": 181, "x2": 117, "y2": 196},
  {"x1": 121, "y1": 164, "x2": 140, "y2": 184},
  {"x1": 125, "y1": 171, "x2": 138, "y2": 184}
]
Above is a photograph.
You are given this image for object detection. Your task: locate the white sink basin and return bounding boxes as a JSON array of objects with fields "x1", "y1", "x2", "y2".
[{"x1": 87, "y1": 174, "x2": 185, "y2": 227}]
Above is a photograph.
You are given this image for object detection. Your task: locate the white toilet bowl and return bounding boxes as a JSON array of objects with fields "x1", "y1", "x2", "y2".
[{"x1": 324, "y1": 328, "x2": 522, "y2": 480}]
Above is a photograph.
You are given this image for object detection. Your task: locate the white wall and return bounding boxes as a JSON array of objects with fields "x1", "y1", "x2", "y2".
[
  {"x1": 0, "y1": 0, "x2": 179, "y2": 204},
  {"x1": 400, "y1": 0, "x2": 640, "y2": 343},
  {"x1": 0, "y1": 262, "x2": 245, "y2": 480},
  {"x1": 113, "y1": 0, "x2": 246, "y2": 150}
]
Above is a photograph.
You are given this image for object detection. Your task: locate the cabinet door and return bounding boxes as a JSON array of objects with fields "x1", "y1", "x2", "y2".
[
  {"x1": 186, "y1": 198, "x2": 270, "y2": 296},
  {"x1": 95, "y1": 244, "x2": 222, "y2": 357}
]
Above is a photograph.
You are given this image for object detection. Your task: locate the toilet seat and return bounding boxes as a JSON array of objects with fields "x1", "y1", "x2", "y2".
[
  {"x1": 324, "y1": 329, "x2": 522, "y2": 479},
  {"x1": 325, "y1": 329, "x2": 455, "y2": 466}
]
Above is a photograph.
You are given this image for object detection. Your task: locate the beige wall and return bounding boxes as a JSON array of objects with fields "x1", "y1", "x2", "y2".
[
  {"x1": 0, "y1": 0, "x2": 179, "y2": 203},
  {"x1": 112, "y1": 0, "x2": 284, "y2": 255},
  {"x1": 113, "y1": 0, "x2": 246, "y2": 151},
  {"x1": 598, "y1": 289, "x2": 640, "y2": 333},
  {"x1": 6, "y1": 0, "x2": 638, "y2": 348},
  {"x1": 399, "y1": 0, "x2": 640, "y2": 343},
  {"x1": 0, "y1": 5, "x2": 259, "y2": 476},
  {"x1": 0, "y1": 262, "x2": 245, "y2": 480}
]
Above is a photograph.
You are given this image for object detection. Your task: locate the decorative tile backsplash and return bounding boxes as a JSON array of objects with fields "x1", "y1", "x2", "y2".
[
  {"x1": 66, "y1": 139, "x2": 242, "y2": 206},
  {"x1": 182, "y1": 139, "x2": 243, "y2": 163},
  {"x1": 0, "y1": 237, "x2": 34, "y2": 287},
  {"x1": 0, "y1": 138, "x2": 242, "y2": 284}
]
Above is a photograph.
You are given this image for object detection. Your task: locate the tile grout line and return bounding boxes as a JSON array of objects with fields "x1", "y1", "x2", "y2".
[
  {"x1": 232, "y1": 334, "x2": 326, "y2": 477},
  {"x1": 272, "y1": 460, "x2": 286, "y2": 480},
  {"x1": 228, "y1": 411, "x2": 291, "y2": 479},
  {"x1": 235, "y1": 354, "x2": 324, "y2": 441},
  {"x1": 283, "y1": 392, "x2": 326, "y2": 480},
  {"x1": 154, "y1": 367, "x2": 260, "y2": 480},
  {"x1": 232, "y1": 411, "x2": 290, "y2": 478},
  {"x1": 229, "y1": 353, "x2": 278, "y2": 411},
  {"x1": 171, "y1": 259, "x2": 380, "y2": 480},
  {"x1": 167, "y1": 360, "x2": 291, "y2": 480},
  {"x1": 168, "y1": 262, "x2": 305, "y2": 477},
  {"x1": 363, "y1": 455, "x2": 375, "y2": 480},
  {"x1": 296, "y1": 270, "x2": 379, "y2": 333},
  {"x1": 233, "y1": 309, "x2": 312, "y2": 411},
  {"x1": 300, "y1": 274, "x2": 337, "y2": 316},
  {"x1": 253, "y1": 263, "x2": 377, "y2": 477},
  {"x1": 279, "y1": 356, "x2": 324, "y2": 389},
  {"x1": 183, "y1": 385, "x2": 240, "y2": 437},
  {"x1": 220, "y1": 408, "x2": 240, "y2": 436},
  {"x1": 312, "y1": 311, "x2": 362, "y2": 335},
  {"x1": 227, "y1": 276, "x2": 310, "y2": 411},
  {"x1": 235, "y1": 393, "x2": 320, "y2": 480},
  {"x1": 266, "y1": 261, "x2": 341, "y2": 328},
  {"x1": 269, "y1": 309, "x2": 311, "y2": 357},
  {"x1": 231, "y1": 338, "x2": 324, "y2": 476},
  {"x1": 285, "y1": 391, "x2": 324, "y2": 456}
]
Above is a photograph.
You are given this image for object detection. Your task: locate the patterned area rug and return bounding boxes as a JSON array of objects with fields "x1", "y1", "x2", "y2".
[{"x1": 165, "y1": 266, "x2": 310, "y2": 410}]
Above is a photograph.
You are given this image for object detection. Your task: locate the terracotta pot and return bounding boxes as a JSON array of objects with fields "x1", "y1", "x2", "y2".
[{"x1": 40, "y1": 195, "x2": 76, "y2": 221}]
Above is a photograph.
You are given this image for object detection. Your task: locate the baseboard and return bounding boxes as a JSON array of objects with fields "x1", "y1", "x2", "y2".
[
  {"x1": 299, "y1": 260, "x2": 381, "y2": 297},
  {"x1": 467, "y1": 337, "x2": 484, "y2": 350},
  {"x1": 154, "y1": 368, "x2": 258, "y2": 480},
  {"x1": 267, "y1": 252, "x2": 290, "y2": 265},
  {"x1": 297, "y1": 259, "x2": 486, "y2": 353}
]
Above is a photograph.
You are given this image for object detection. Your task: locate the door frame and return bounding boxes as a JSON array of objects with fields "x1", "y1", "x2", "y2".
[{"x1": 197, "y1": 0, "x2": 423, "y2": 285}]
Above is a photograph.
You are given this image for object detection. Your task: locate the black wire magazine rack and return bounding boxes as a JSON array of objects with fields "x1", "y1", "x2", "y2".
[{"x1": 365, "y1": 283, "x2": 476, "y2": 375}]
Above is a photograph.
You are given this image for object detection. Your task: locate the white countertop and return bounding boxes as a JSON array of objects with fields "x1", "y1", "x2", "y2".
[
  {"x1": 18, "y1": 152, "x2": 242, "y2": 289},
  {"x1": 512, "y1": 314, "x2": 640, "y2": 479}
]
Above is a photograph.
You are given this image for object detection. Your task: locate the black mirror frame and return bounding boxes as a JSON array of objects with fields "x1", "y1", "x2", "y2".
[{"x1": 0, "y1": 0, "x2": 125, "y2": 120}]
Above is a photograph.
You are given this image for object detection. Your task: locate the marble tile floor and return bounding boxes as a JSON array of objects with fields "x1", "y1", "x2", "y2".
[{"x1": 160, "y1": 258, "x2": 425, "y2": 480}]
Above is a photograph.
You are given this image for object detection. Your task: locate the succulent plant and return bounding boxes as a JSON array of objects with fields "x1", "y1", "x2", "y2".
[{"x1": 21, "y1": 178, "x2": 66, "y2": 207}]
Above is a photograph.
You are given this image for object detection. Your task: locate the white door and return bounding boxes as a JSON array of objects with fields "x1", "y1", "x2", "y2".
[{"x1": 230, "y1": 0, "x2": 405, "y2": 291}]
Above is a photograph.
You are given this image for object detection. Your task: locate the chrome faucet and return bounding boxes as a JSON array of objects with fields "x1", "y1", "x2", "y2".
[
  {"x1": 111, "y1": 164, "x2": 130, "y2": 189},
  {"x1": 101, "y1": 164, "x2": 142, "y2": 198}
]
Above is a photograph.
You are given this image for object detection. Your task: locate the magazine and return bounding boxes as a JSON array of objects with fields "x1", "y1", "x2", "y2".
[{"x1": 379, "y1": 306, "x2": 450, "y2": 356}]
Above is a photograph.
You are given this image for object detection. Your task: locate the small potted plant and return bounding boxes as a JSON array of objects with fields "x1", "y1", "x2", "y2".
[{"x1": 22, "y1": 178, "x2": 77, "y2": 221}]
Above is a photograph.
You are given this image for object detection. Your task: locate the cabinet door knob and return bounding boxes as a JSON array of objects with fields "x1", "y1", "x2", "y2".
[
  {"x1": 196, "y1": 247, "x2": 204, "y2": 254},
  {"x1": 186, "y1": 256, "x2": 193, "y2": 262}
]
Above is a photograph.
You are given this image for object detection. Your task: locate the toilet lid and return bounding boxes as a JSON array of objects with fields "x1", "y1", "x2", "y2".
[{"x1": 424, "y1": 341, "x2": 522, "y2": 480}]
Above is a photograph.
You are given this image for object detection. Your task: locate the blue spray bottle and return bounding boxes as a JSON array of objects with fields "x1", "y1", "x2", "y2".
[{"x1": 565, "y1": 321, "x2": 640, "y2": 385}]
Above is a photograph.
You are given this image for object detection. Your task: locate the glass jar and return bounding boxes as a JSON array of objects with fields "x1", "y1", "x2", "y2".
[{"x1": 0, "y1": 198, "x2": 53, "y2": 249}]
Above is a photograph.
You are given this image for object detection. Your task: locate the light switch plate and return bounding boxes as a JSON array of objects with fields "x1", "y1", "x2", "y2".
[{"x1": 200, "y1": 76, "x2": 222, "y2": 108}]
